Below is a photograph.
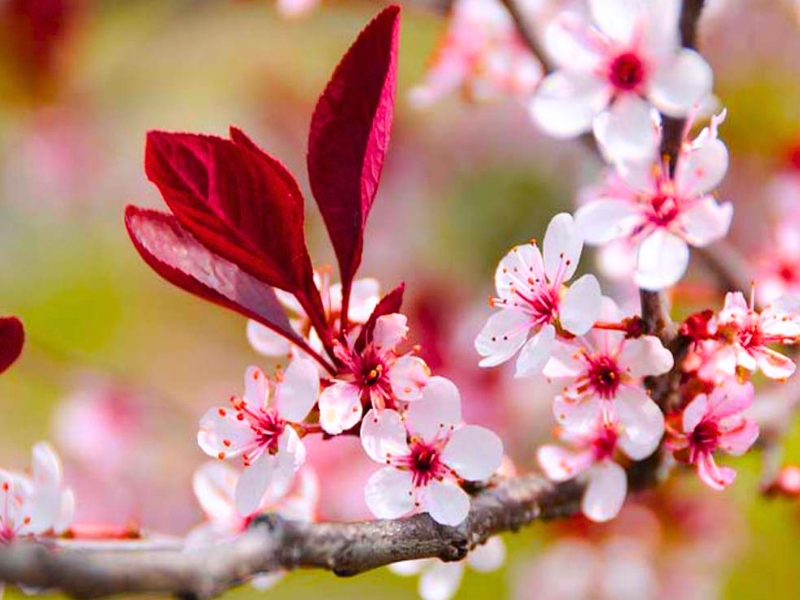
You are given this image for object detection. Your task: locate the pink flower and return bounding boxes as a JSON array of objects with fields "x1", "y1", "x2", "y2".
[
  {"x1": 360, "y1": 377, "x2": 503, "y2": 526},
  {"x1": 538, "y1": 415, "x2": 660, "y2": 522},
  {"x1": 318, "y1": 313, "x2": 430, "y2": 434},
  {"x1": 198, "y1": 357, "x2": 320, "y2": 515},
  {"x1": 410, "y1": 0, "x2": 542, "y2": 107},
  {"x1": 0, "y1": 443, "x2": 74, "y2": 544},
  {"x1": 544, "y1": 299, "x2": 671, "y2": 449},
  {"x1": 475, "y1": 213, "x2": 602, "y2": 376},
  {"x1": 716, "y1": 291, "x2": 800, "y2": 380},
  {"x1": 530, "y1": 0, "x2": 713, "y2": 160},
  {"x1": 389, "y1": 536, "x2": 506, "y2": 600},
  {"x1": 666, "y1": 381, "x2": 759, "y2": 490},
  {"x1": 575, "y1": 112, "x2": 732, "y2": 290}
]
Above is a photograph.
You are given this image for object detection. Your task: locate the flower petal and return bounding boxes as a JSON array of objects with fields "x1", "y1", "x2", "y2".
[
  {"x1": 543, "y1": 213, "x2": 584, "y2": 283},
  {"x1": 530, "y1": 71, "x2": 611, "y2": 138},
  {"x1": 407, "y1": 376, "x2": 463, "y2": 440},
  {"x1": 696, "y1": 453, "x2": 735, "y2": 490},
  {"x1": 494, "y1": 243, "x2": 544, "y2": 301},
  {"x1": 553, "y1": 395, "x2": 603, "y2": 430},
  {"x1": 594, "y1": 95, "x2": 660, "y2": 164},
  {"x1": 475, "y1": 309, "x2": 531, "y2": 367},
  {"x1": 247, "y1": 320, "x2": 292, "y2": 357},
  {"x1": 467, "y1": 536, "x2": 506, "y2": 572},
  {"x1": 617, "y1": 335, "x2": 674, "y2": 378},
  {"x1": 677, "y1": 139, "x2": 729, "y2": 197},
  {"x1": 360, "y1": 408, "x2": 410, "y2": 463},
  {"x1": 515, "y1": 324, "x2": 556, "y2": 378},
  {"x1": 318, "y1": 381, "x2": 363, "y2": 435},
  {"x1": 648, "y1": 49, "x2": 713, "y2": 117},
  {"x1": 197, "y1": 407, "x2": 258, "y2": 459},
  {"x1": 373, "y1": 313, "x2": 409, "y2": 354},
  {"x1": 537, "y1": 445, "x2": 592, "y2": 481},
  {"x1": 364, "y1": 467, "x2": 415, "y2": 519},
  {"x1": 193, "y1": 461, "x2": 240, "y2": 524},
  {"x1": 244, "y1": 366, "x2": 270, "y2": 411},
  {"x1": 421, "y1": 479, "x2": 471, "y2": 526},
  {"x1": 588, "y1": 0, "x2": 643, "y2": 44},
  {"x1": 582, "y1": 461, "x2": 627, "y2": 522},
  {"x1": 614, "y1": 386, "x2": 665, "y2": 460},
  {"x1": 274, "y1": 356, "x2": 320, "y2": 423},
  {"x1": 575, "y1": 199, "x2": 640, "y2": 245},
  {"x1": 442, "y1": 425, "x2": 503, "y2": 481},
  {"x1": 677, "y1": 198, "x2": 733, "y2": 247},
  {"x1": 234, "y1": 453, "x2": 274, "y2": 516},
  {"x1": 634, "y1": 229, "x2": 690, "y2": 290},
  {"x1": 419, "y1": 561, "x2": 465, "y2": 600},
  {"x1": 560, "y1": 275, "x2": 603, "y2": 335},
  {"x1": 390, "y1": 356, "x2": 431, "y2": 401}
]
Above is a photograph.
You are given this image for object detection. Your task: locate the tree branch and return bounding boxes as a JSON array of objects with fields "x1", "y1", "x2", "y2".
[{"x1": 0, "y1": 476, "x2": 583, "y2": 600}]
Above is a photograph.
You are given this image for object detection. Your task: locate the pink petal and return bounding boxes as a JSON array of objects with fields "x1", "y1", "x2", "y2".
[
  {"x1": 307, "y1": 6, "x2": 400, "y2": 304},
  {"x1": 389, "y1": 355, "x2": 431, "y2": 401},
  {"x1": 356, "y1": 283, "x2": 406, "y2": 351},
  {"x1": 515, "y1": 324, "x2": 556, "y2": 378},
  {"x1": 682, "y1": 393, "x2": 709, "y2": 432},
  {"x1": 407, "y1": 376, "x2": 462, "y2": 440},
  {"x1": 677, "y1": 138, "x2": 729, "y2": 197},
  {"x1": 614, "y1": 386, "x2": 665, "y2": 460},
  {"x1": 617, "y1": 335, "x2": 674, "y2": 378},
  {"x1": 755, "y1": 348, "x2": 796, "y2": 380},
  {"x1": 543, "y1": 213, "x2": 583, "y2": 283},
  {"x1": 421, "y1": 479, "x2": 471, "y2": 526},
  {"x1": 442, "y1": 425, "x2": 503, "y2": 481},
  {"x1": 373, "y1": 313, "x2": 409, "y2": 353},
  {"x1": 582, "y1": 461, "x2": 627, "y2": 522},
  {"x1": 719, "y1": 420, "x2": 759, "y2": 456},
  {"x1": 634, "y1": 229, "x2": 690, "y2": 290},
  {"x1": 360, "y1": 408, "x2": 410, "y2": 463},
  {"x1": 696, "y1": 453, "x2": 735, "y2": 490},
  {"x1": 475, "y1": 309, "x2": 531, "y2": 368},
  {"x1": 318, "y1": 381, "x2": 363, "y2": 435},
  {"x1": 364, "y1": 466, "x2": 415, "y2": 519},
  {"x1": 560, "y1": 275, "x2": 602, "y2": 335},
  {"x1": 275, "y1": 356, "x2": 320, "y2": 423},
  {"x1": 647, "y1": 49, "x2": 713, "y2": 117},
  {"x1": 706, "y1": 381, "x2": 754, "y2": 420},
  {"x1": 530, "y1": 71, "x2": 611, "y2": 138}
]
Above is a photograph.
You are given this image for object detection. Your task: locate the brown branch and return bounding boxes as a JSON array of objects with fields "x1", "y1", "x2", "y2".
[{"x1": 0, "y1": 476, "x2": 583, "y2": 600}]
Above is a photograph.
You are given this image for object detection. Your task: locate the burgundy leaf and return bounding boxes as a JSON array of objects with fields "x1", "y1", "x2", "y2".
[
  {"x1": 356, "y1": 282, "x2": 405, "y2": 351},
  {"x1": 307, "y1": 5, "x2": 400, "y2": 322},
  {"x1": 125, "y1": 205, "x2": 334, "y2": 368},
  {"x1": 0, "y1": 316, "x2": 24, "y2": 375}
]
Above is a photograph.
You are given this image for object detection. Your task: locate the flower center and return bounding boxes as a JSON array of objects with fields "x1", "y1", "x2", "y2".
[
  {"x1": 251, "y1": 408, "x2": 285, "y2": 456},
  {"x1": 586, "y1": 355, "x2": 621, "y2": 399},
  {"x1": 409, "y1": 441, "x2": 445, "y2": 487},
  {"x1": 736, "y1": 323, "x2": 763, "y2": 350},
  {"x1": 650, "y1": 193, "x2": 680, "y2": 226},
  {"x1": 690, "y1": 419, "x2": 720, "y2": 454},
  {"x1": 592, "y1": 426, "x2": 618, "y2": 461},
  {"x1": 608, "y1": 52, "x2": 645, "y2": 92}
]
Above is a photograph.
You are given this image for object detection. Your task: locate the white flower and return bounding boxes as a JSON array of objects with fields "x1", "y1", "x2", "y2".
[
  {"x1": 475, "y1": 213, "x2": 602, "y2": 376},
  {"x1": 198, "y1": 357, "x2": 320, "y2": 515},
  {"x1": 530, "y1": 0, "x2": 713, "y2": 160},
  {"x1": 360, "y1": 377, "x2": 503, "y2": 526}
]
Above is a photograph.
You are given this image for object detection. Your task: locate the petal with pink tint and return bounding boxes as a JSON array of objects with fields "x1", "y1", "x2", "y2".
[
  {"x1": 635, "y1": 229, "x2": 690, "y2": 290},
  {"x1": 347, "y1": 278, "x2": 381, "y2": 323},
  {"x1": 515, "y1": 323, "x2": 556, "y2": 378},
  {"x1": 678, "y1": 198, "x2": 733, "y2": 247},
  {"x1": 719, "y1": 420, "x2": 759, "y2": 456},
  {"x1": 696, "y1": 453, "x2": 735, "y2": 490},
  {"x1": 575, "y1": 198, "x2": 640, "y2": 245},
  {"x1": 614, "y1": 387, "x2": 664, "y2": 459},
  {"x1": 197, "y1": 407, "x2": 258, "y2": 459},
  {"x1": 247, "y1": 320, "x2": 293, "y2": 357},
  {"x1": 422, "y1": 479, "x2": 471, "y2": 526},
  {"x1": 244, "y1": 366, "x2": 270, "y2": 411},
  {"x1": 407, "y1": 376, "x2": 462, "y2": 440},
  {"x1": 706, "y1": 381, "x2": 753, "y2": 420},
  {"x1": 588, "y1": 0, "x2": 642, "y2": 44},
  {"x1": 537, "y1": 445, "x2": 593, "y2": 481},
  {"x1": 545, "y1": 14, "x2": 604, "y2": 72},
  {"x1": 543, "y1": 341, "x2": 584, "y2": 379},
  {"x1": 495, "y1": 243, "x2": 544, "y2": 301},
  {"x1": 373, "y1": 313, "x2": 409, "y2": 353},
  {"x1": 475, "y1": 309, "x2": 531, "y2": 367},
  {"x1": 543, "y1": 213, "x2": 583, "y2": 283},
  {"x1": 582, "y1": 461, "x2": 627, "y2": 522},
  {"x1": 617, "y1": 335, "x2": 674, "y2": 378},
  {"x1": 530, "y1": 71, "x2": 611, "y2": 138},
  {"x1": 677, "y1": 138, "x2": 729, "y2": 197},
  {"x1": 193, "y1": 461, "x2": 239, "y2": 525},
  {"x1": 274, "y1": 356, "x2": 320, "y2": 422},
  {"x1": 390, "y1": 356, "x2": 430, "y2": 401},
  {"x1": 560, "y1": 274, "x2": 602, "y2": 335},
  {"x1": 682, "y1": 394, "x2": 708, "y2": 432},
  {"x1": 318, "y1": 381, "x2": 363, "y2": 435},
  {"x1": 594, "y1": 95, "x2": 660, "y2": 164},
  {"x1": 553, "y1": 395, "x2": 602, "y2": 429},
  {"x1": 648, "y1": 49, "x2": 713, "y2": 117},
  {"x1": 31, "y1": 442, "x2": 63, "y2": 487},
  {"x1": 234, "y1": 453, "x2": 274, "y2": 516},
  {"x1": 442, "y1": 425, "x2": 503, "y2": 481},
  {"x1": 360, "y1": 408, "x2": 410, "y2": 463},
  {"x1": 755, "y1": 348, "x2": 796, "y2": 380},
  {"x1": 364, "y1": 467, "x2": 415, "y2": 519}
]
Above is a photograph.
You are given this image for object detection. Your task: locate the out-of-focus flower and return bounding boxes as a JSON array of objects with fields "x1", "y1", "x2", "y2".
[
  {"x1": 538, "y1": 415, "x2": 661, "y2": 522},
  {"x1": 410, "y1": 0, "x2": 542, "y2": 107},
  {"x1": 716, "y1": 291, "x2": 800, "y2": 380},
  {"x1": 319, "y1": 313, "x2": 430, "y2": 435},
  {"x1": 360, "y1": 377, "x2": 503, "y2": 526},
  {"x1": 198, "y1": 358, "x2": 319, "y2": 515},
  {"x1": 576, "y1": 111, "x2": 732, "y2": 290},
  {"x1": 667, "y1": 381, "x2": 758, "y2": 490},
  {"x1": 530, "y1": 0, "x2": 713, "y2": 160},
  {"x1": 389, "y1": 535, "x2": 506, "y2": 600},
  {"x1": 544, "y1": 297, "x2": 671, "y2": 444},
  {"x1": 475, "y1": 213, "x2": 602, "y2": 375}
]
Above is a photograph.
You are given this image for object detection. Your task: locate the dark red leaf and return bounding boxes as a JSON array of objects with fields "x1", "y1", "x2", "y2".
[
  {"x1": 356, "y1": 282, "x2": 405, "y2": 351},
  {"x1": 0, "y1": 316, "x2": 24, "y2": 375},
  {"x1": 125, "y1": 205, "x2": 332, "y2": 365},
  {"x1": 307, "y1": 5, "x2": 400, "y2": 321}
]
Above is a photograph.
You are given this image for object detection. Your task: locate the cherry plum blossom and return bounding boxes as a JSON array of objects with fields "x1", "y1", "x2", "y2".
[
  {"x1": 475, "y1": 213, "x2": 602, "y2": 376},
  {"x1": 197, "y1": 357, "x2": 319, "y2": 515},
  {"x1": 666, "y1": 381, "x2": 758, "y2": 490},
  {"x1": 360, "y1": 377, "x2": 503, "y2": 526}
]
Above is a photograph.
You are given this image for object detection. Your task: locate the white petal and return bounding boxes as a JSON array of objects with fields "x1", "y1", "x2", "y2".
[
  {"x1": 360, "y1": 409, "x2": 410, "y2": 464},
  {"x1": 31, "y1": 442, "x2": 62, "y2": 487},
  {"x1": 494, "y1": 243, "x2": 544, "y2": 300},
  {"x1": 475, "y1": 309, "x2": 531, "y2": 367},
  {"x1": 373, "y1": 314, "x2": 409, "y2": 353},
  {"x1": 197, "y1": 407, "x2": 258, "y2": 459},
  {"x1": 390, "y1": 356, "x2": 431, "y2": 402},
  {"x1": 553, "y1": 395, "x2": 602, "y2": 430},
  {"x1": 543, "y1": 213, "x2": 583, "y2": 283},
  {"x1": 364, "y1": 467, "x2": 415, "y2": 519},
  {"x1": 318, "y1": 382, "x2": 363, "y2": 435},
  {"x1": 243, "y1": 366, "x2": 270, "y2": 411},
  {"x1": 594, "y1": 96, "x2": 660, "y2": 165},
  {"x1": 677, "y1": 198, "x2": 733, "y2": 247},
  {"x1": 234, "y1": 454, "x2": 274, "y2": 516},
  {"x1": 407, "y1": 376, "x2": 463, "y2": 440},
  {"x1": 422, "y1": 480, "x2": 471, "y2": 526},
  {"x1": 617, "y1": 336, "x2": 674, "y2": 377},
  {"x1": 345, "y1": 278, "x2": 381, "y2": 323},
  {"x1": 545, "y1": 14, "x2": 604, "y2": 72},
  {"x1": 419, "y1": 561, "x2": 465, "y2": 600},
  {"x1": 677, "y1": 138, "x2": 729, "y2": 197},
  {"x1": 614, "y1": 386, "x2": 665, "y2": 459},
  {"x1": 247, "y1": 320, "x2": 292, "y2": 357},
  {"x1": 588, "y1": 0, "x2": 644, "y2": 44},
  {"x1": 467, "y1": 536, "x2": 506, "y2": 572},
  {"x1": 537, "y1": 445, "x2": 593, "y2": 481},
  {"x1": 275, "y1": 356, "x2": 320, "y2": 423},
  {"x1": 530, "y1": 71, "x2": 611, "y2": 138},
  {"x1": 634, "y1": 229, "x2": 690, "y2": 290},
  {"x1": 193, "y1": 461, "x2": 239, "y2": 523},
  {"x1": 582, "y1": 462, "x2": 627, "y2": 522},
  {"x1": 648, "y1": 49, "x2": 713, "y2": 117},
  {"x1": 560, "y1": 275, "x2": 603, "y2": 335},
  {"x1": 515, "y1": 324, "x2": 556, "y2": 378},
  {"x1": 575, "y1": 199, "x2": 640, "y2": 245},
  {"x1": 442, "y1": 426, "x2": 504, "y2": 481},
  {"x1": 543, "y1": 341, "x2": 585, "y2": 379}
]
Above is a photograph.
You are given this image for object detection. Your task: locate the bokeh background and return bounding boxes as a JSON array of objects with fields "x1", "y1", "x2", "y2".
[{"x1": 1, "y1": 0, "x2": 800, "y2": 598}]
